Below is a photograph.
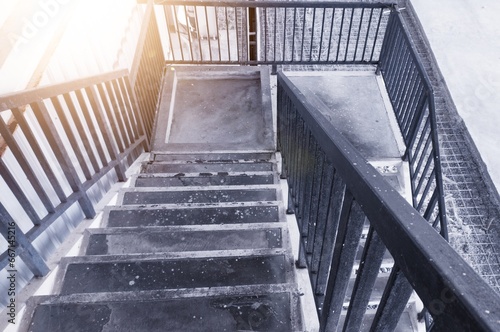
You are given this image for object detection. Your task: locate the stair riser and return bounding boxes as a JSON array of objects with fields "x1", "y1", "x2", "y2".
[
  {"x1": 84, "y1": 229, "x2": 283, "y2": 255},
  {"x1": 103, "y1": 205, "x2": 280, "y2": 227},
  {"x1": 120, "y1": 189, "x2": 277, "y2": 205},
  {"x1": 153, "y1": 152, "x2": 274, "y2": 162},
  {"x1": 133, "y1": 174, "x2": 275, "y2": 187},
  {"x1": 142, "y1": 162, "x2": 274, "y2": 173}
]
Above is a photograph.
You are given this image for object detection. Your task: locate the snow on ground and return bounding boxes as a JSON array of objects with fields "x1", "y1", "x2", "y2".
[{"x1": 411, "y1": 0, "x2": 500, "y2": 195}]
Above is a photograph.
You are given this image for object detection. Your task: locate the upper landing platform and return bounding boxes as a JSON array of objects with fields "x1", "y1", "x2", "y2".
[{"x1": 152, "y1": 66, "x2": 275, "y2": 154}]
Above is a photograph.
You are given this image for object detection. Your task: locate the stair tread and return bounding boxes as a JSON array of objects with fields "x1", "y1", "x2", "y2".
[
  {"x1": 57, "y1": 254, "x2": 291, "y2": 295},
  {"x1": 25, "y1": 291, "x2": 296, "y2": 332}
]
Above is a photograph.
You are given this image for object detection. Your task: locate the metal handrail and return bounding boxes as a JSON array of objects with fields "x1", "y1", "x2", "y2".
[{"x1": 278, "y1": 71, "x2": 500, "y2": 332}]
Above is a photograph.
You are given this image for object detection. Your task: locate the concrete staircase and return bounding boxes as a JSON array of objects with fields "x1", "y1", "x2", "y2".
[{"x1": 21, "y1": 152, "x2": 304, "y2": 331}]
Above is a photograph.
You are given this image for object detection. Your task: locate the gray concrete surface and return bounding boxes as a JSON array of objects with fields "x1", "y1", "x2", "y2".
[
  {"x1": 153, "y1": 66, "x2": 274, "y2": 153},
  {"x1": 286, "y1": 72, "x2": 403, "y2": 161}
]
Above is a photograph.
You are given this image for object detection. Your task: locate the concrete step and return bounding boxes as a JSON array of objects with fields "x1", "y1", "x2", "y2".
[
  {"x1": 141, "y1": 161, "x2": 275, "y2": 174},
  {"x1": 82, "y1": 227, "x2": 284, "y2": 255},
  {"x1": 132, "y1": 172, "x2": 276, "y2": 187},
  {"x1": 118, "y1": 187, "x2": 278, "y2": 205},
  {"x1": 153, "y1": 152, "x2": 274, "y2": 162},
  {"x1": 55, "y1": 253, "x2": 292, "y2": 295},
  {"x1": 102, "y1": 204, "x2": 281, "y2": 227},
  {"x1": 23, "y1": 286, "x2": 300, "y2": 332}
]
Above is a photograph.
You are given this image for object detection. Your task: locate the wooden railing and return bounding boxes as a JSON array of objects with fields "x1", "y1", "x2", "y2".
[{"x1": 0, "y1": 70, "x2": 146, "y2": 277}]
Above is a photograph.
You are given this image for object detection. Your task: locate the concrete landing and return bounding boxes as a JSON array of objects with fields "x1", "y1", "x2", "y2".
[
  {"x1": 153, "y1": 66, "x2": 274, "y2": 153},
  {"x1": 285, "y1": 71, "x2": 404, "y2": 161}
]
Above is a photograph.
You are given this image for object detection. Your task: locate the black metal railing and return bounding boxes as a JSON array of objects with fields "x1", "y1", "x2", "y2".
[
  {"x1": 378, "y1": 10, "x2": 447, "y2": 239},
  {"x1": 131, "y1": 2, "x2": 165, "y2": 143},
  {"x1": 152, "y1": 0, "x2": 393, "y2": 65},
  {"x1": 277, "y1": 72, "x2": 500, "y2": 332},
  {"x1": 0, "y1": 70, "x2": 147, "y2": 277}
]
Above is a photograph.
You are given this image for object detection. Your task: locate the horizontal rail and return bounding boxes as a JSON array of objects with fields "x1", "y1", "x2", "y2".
[
  {"x1": 0, "y1": 70, "x2": 128, "y2": 112},
  {"x1": 277, "y1": 72, "x2": 500, "y2": 331},
  {"x1": 146, "y1": 0, "x2": 394, "y2": 9}
]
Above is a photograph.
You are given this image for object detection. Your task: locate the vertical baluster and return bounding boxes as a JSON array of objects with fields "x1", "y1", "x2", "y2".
[
  {"x1": 50, "y1": 96, "x2": 92, "y2": 181},
  {"x1": 85, "y1": 86, "x2": 127, "y2": 182},
  {"x1": 31, "y1": 101, "x2": 95, "y2": 218},
  {"x1": 291, "y1": 7, "x2": 297, "y2": 62},
  {"x1": 75, "y1": 89, "x2": 109, "y2": 168},
  {"x1": 300, "y1": 8, "x2": 307, "y2": 61},
  {"x1": 0, "y1": 116, "x2": 55, "y2": 214},
  {"x1": 123, "y1": 77, "x2": 149, "y2": 151},
  {"x1": 316, "y1": 8, "x2": 325, "y2": 62},
  {"x1": 282, "y1": 7, "x2": 287, "y2": 62},
  {"x1": 326, "y1": 8, "x2": 336, "y2": 62},
  {"x1": 10, "y1": 107, "x2": 68, "y2": 203},
  {"x1": 370, "y1": 8, "x2": 386, "y2": 62},
  {"x1": 321, "y1": 195, "x2": 365, "y2": 331},
  {"x1": 164, "y1": 6, "x2": 176, "y2": 61},
  {"x1": 63, "y1": 93, "x2": 100, "y2": 173},
  {"x1": 234, "y1": 7, "x2": 240, "y2": 62},
  {"x1": 305, "y1": 148, "x2": 325, "y2": 255},
  {"x1": 369, "y1": 267, "x2": 414, "y2": 332},
  {"x1": 315, "y1": 175, "x2": 346, "y2": 295},
  {"x1": 108, "y1": 81, "x2": 132, "y2": 148},
  {"x1": 0, "y1": 158, "x2": 40, "y2": 225},
  {"x1": 225, "y1": 7, "x2": 231, "y2": 61},
  {"x1": 353, "y1": 8, "x2": 365, "y2": 62},
  {"x1": 343, "y1": 8, "x2": 355, "y2": 62},
  {"x1": 335, "y1": 8, "x2": 345, "y2": 61},
  {"x1": 172, "y1": 5, "x2": 185, "y2": 61},
  {"x1": 112, "y1": 79, "x2": 135, "y2": 144},
  {"x1": 309, "y1": 8, "x2": 316, "y2": 61},
  {"x1": 311, "y1": 160, "x2": 335, "y2": 275},
  {"x1": 96, "y1": 83, "x2": 125, "y2": 153},
  {"x1": 343, "y1": 226, "x2": 387, "y2": 332},
  {"x1": 214, "y1": 6, "x2": 221, "y2": 61},
  {"x1": 361, "y1": 8, "x2": 374, "y2": 61}
]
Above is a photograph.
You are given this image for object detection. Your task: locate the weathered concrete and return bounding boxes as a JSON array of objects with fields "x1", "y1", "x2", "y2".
[
  {"x1": 57, "y1": 255, "x2": 288, "y2": 294},
  {"x1": 141, "y1": 161, "x2": 274, "y2": 173},
  {"x1": 286, "y1": 72, "x2": 403, "y2": 160},
  {"x1": 25, "y1": 292, "x2": 295, "y2": 332},
  {"x1": 133, "y1": 172, "x2": 276, "y2": 187},
  {"x1": 83, "y1": 228, "x2": 283, "y2": 255},
  {"x1": 103, "y1": 204, "x2": 281, "y2": 227},
  {"x1": 119, "y1": 187, "x2": 278, "y2": 205},
  {"x1": 153, "y1": 66, "x2": 274, "y2": 153}
]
